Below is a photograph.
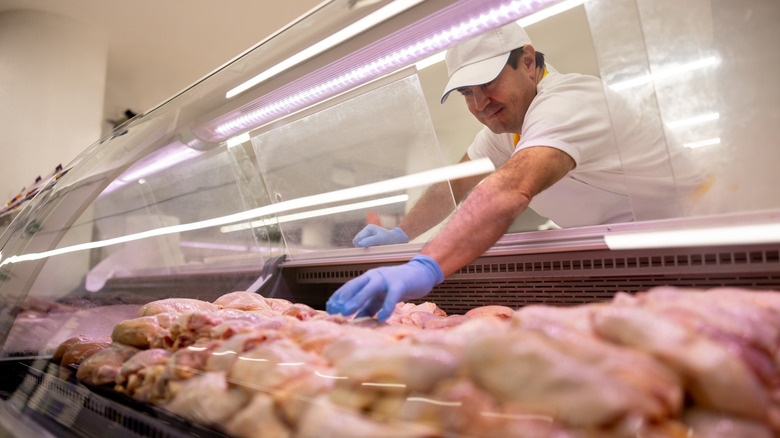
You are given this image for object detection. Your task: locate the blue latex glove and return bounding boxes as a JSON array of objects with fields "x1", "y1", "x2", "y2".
[
  {"x1": 326, "y1": 254, "x2": 444, "y2": 321},
  {"x1": 352, "y1": 224, "x2": 409, "y2": 247}
]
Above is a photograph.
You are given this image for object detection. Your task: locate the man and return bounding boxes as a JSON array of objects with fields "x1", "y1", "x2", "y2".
[{"x1": 328, "y1": 22, "x2": 703, "y2": 321}]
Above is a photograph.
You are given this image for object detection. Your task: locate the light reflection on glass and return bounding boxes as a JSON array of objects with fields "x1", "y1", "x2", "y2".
[
  {"x1": 314, "y1": 370, "x2": 349, "y2": 380},
  {"x1": 361, "y1": 382, "x2": 407, "y2": 388},
  {"x1": 237, "y1": 356, "x2": 269, "y2": 362},
  {"x1": 405, "y1": 396, "x2": 462, "y2": 407}
]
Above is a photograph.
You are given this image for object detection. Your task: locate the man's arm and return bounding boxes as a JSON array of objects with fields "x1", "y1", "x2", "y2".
[
  {"x1": 397, "y1": 153, "x2": 485, "y2": 241},
  {"x1": 421, "y1": 146, "x2": 575, "y2": 275},
  {"x1": 328, "y1": 146, "x2": 575, "y2": 320}
]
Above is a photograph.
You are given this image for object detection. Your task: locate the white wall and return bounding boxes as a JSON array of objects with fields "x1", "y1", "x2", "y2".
[{"x1": 0, "y1": 9, "x2": 107, "y2": 204}]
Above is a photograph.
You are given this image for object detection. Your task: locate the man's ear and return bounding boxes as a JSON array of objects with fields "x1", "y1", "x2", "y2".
[{"x1": 523, "y1": 45, "x2": 536, "y2": 73}]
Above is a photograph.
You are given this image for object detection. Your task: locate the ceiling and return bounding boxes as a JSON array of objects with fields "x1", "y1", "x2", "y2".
[
  {"x1": 0, "y1": 1, "x2": 597, "y2": 121},
  {"x1": 0, "y1": 0, "x2": 324, "y2": 122},
  {"x1": 0, "y1": 0, "x2": 597, "y2": 161}
]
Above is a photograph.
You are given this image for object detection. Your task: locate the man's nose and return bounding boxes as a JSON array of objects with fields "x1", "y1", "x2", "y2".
[{"x1": 472, "y1": 86, "x2": 489, "y2": 111}]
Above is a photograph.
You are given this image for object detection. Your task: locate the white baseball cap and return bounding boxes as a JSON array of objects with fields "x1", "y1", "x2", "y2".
[{"x1": 440, "y1": 22, "x2": 532, "y2": 103}]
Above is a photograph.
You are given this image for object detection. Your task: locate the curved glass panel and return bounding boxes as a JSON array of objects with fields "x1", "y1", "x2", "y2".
[{"x1": 0, "y1": 0, "x2": 778, "y2": 436}]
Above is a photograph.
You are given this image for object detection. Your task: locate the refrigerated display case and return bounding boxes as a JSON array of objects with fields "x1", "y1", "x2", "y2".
[{"x1": 1, "y1": 0, "x2": 779, "y2": 436}]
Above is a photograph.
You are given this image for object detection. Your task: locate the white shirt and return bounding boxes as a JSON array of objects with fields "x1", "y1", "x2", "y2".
[{"x1": 467, "y1": 66, "x2": 704, "y2": 228}]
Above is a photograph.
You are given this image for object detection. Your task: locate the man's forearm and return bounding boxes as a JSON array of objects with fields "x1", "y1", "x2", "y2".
[
  {"x1": 397, "y1": 180, "x2": 458, "y2": 240},
  {"x1": 420, "y1": 177, "x2": 527, "y2": 276},
  {"x1": 419, "y1": 146, "x2": 575, "y2": 277}
]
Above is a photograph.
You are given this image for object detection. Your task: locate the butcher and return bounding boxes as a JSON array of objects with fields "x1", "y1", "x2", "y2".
[{"x1": 328, "y1": 22, "x2": 706, "y2": 321}]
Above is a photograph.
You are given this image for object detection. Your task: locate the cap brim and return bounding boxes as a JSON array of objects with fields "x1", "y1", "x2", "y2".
[{"x1": 440, "y1": 52, "x2": 510, "y2": 103}]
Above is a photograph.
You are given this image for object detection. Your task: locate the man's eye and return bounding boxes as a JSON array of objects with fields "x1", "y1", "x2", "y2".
[{"x1": 458, "y1": 88, "x2": 471, "y2": 96}]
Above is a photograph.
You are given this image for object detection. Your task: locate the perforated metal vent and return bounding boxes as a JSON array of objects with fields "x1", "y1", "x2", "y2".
[{"x1": 291, "y1": 244, "x2": 780, "y2": 314}]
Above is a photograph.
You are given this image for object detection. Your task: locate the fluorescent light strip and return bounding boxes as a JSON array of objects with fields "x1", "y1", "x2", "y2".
[
  {"x1": 226, "y1": 132, "x2": 251, "y2": 148},
  {"x1": 119, "y1": 146, "x2": 202, "y2": 184},
  {"x1": 314, "y1": 371, "x2": 348, "y2": 380},
  {"x1": 666, "y1": 112, "x2": 719, "y2": 129},
  {"x1": 226, "y1": 0, "x2": 425, "y2": 99},
  {"x1": 414, "y1": 51, "x2": 446, "y2": 70},
  {"x1": 517, "y1": 0, "x2": 585, "y2": 27},
  {"x1": 219, "y1": 194, "x2": 409, "y2": 234},
  {"x1": 604, "y1": 223, "x2": 780, "y2": 250},
  {"x1": 361, "y1": 382, "x2": 406, "y2": 388},
  {"x1": 405, "y1": 397, "x2": 463, "y2": 407},
  {"x1": 683, "y1": 137, "x2": 720, "y2": 149},
  {"x1": 0, "y1": 158, "x2": 494, "y2": 268},
  {"x1": 179, "y1": 241, "x2": 253, "y2": 251},
  {"x1": 610, "y1": 56, "x2": 720, "y2": 91},
  {"x1": 415, "y1": 0, "x2": 585, "y2": 72},
  {"x1": 213, "y1": 0, "x2": 560, "y2": 138}
]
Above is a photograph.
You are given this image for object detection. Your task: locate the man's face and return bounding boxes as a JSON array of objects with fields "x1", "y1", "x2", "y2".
[{"x1": 457, "y1": 47, "x2": 538, "y2": 134}]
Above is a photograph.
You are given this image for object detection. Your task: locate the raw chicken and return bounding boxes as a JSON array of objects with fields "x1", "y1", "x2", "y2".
[
  {"x1": 52, "y1": 335, "x2": 110, "y2": 363},
  {"x1": 593, "y1": 302, "x2": 771, "y2": 422},
  {"x1": 154, "y1": 340, "x2": 222, "y2": 403},
  {"x1": 296, "y1": 396, "x2": 441, "y2": 438},
  {"x1": 111, "y1": 313, "x2": 172, "y2": 348},
  {"x1": 75, "y1": 342, "x2": 140, "y2": 386},
  {"x1": 53, "y1": 335, "x2": 112, "y2": 378},
  {"x1": 629, "y1": 288, "x2": 780, "y2": 387},
  {"x1": 283, "y1": 318, "x2": 353, "y2": 354},
  {"x1": 511, "y1": 302, "x2": 607, "y2": 335},
  {"x1": 329, "y1": 342, "x2": 461, "y2": 421},
  {"x1": 385, "y1": 302, "x2": 447, "y2": 328},
  {"x1": 464, "y1": 305, "x2": 514, "y2": 320},
  {"x1": 465, "y1": 327, "x2": 682, "y2": 428},
  {"x1": 213, "y1": 291, "x2": 273, "y2": 311},
  {"x1": 398, "y1": 378, "x2": 505, "y2": 437},
  {"x1": 57, "y1": 286, "x2": 780, "y2": 436},
  {"x1": 684, "y1": 408, "x2": 774, "y2": 438},
  {"x1": 165, "y1": 371, "x2": 249, "y2": 425},
  {"x1": 115, "y1": 348, "x2": 171, "y2": 399},
  {"x1": 273, "y1": 369, "x2": 337, "y2": 425},
  {"x1": 225, "y1": 392, "x2": 292, "y2": 438},
  {"x1": 229, "y1": 338, "x2": 328, "y2": 392},
  {"x1": 137, "y1": 298, "x2": 218, "y2": 317},
  {"x1": 282, "y1": 302, "x2": 321, "y2": 320},
  {"x1": 206, "y1": 330, "x2": 284, "y2": 372}
]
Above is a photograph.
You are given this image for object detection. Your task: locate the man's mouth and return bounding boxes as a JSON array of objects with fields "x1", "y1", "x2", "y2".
[{"x1": 482, "y1": 107, "x2": 503, "y2": 122}]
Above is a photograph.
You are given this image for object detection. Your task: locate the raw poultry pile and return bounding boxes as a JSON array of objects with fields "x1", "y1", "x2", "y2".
[{"x1": 52, "y1": 287, "x2": 780, "y2": 438}]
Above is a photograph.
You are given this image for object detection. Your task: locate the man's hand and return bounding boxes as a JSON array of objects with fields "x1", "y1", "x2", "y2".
[
  {"x1": 352, "y1": 224, "x2": 409, "y2": 247},
  {"x1": 326, "y1": 254, "x2": 444, "y2": 321}
]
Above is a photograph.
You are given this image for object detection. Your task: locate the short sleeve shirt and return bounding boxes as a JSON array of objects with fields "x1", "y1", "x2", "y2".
[{"x1": 466, "y1": 66, "x2": 703, "y2": 227}]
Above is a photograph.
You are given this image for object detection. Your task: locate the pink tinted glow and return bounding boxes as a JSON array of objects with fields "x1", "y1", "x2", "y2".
[{"x1": 195, "y1": 0, "x2": 558, "y2": 142}]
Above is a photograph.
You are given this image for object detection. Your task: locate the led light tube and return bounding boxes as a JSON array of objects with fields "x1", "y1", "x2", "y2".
[
  {"x1": 666, "y1": 112, "x2": 719, "y2": 129},
  {"x1": 610, "y1": 56, "x2": 720, "y2": 91},
  {"x1": 604, "y1": 223, "x2": 780, "y2": 250},
  {"x1": 226, "y1": 0, "x2": 425, "y2": 99},
  {"x1": 405, "y1": 397, "x2": 463, "y2": 407},
  {"x1": 0, "y1": 158, "x2": 495, "y2": 268},
  {"x1": 226, "y1": 132, "x2": 251, "y2": 148},
  {"x1": 209, "y1": 0, "x2": 562, "y2": 140},
  {"x1": 219, "y1": 194, "x2": 409, "y2": 234},
  {"x1": 517, "y1": 0, "x2": 585, "y2": 27},
  {"x1": 683, "y1": 137, "x2": 721, "y2": 149},
  {"x1": 414, "y1": 51, "x2": 446, "y2": 71},
  {"x1": 414, "y1": 0, "x2": 585, "y2": 72}
]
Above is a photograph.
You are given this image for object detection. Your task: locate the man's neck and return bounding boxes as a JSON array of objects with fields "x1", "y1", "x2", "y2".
[{"x1": 535, "y1": 65, "x2": 547, "y2": 85}]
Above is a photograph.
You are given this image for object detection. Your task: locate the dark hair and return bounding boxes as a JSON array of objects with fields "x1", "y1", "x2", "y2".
[{"x1": 506, "y1": 46, "x2": 545, "y2": 70}]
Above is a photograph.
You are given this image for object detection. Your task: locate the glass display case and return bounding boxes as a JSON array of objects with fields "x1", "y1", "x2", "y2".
[{"x1": 0, "y1": 0, "x2": 778, "y2": 436}]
